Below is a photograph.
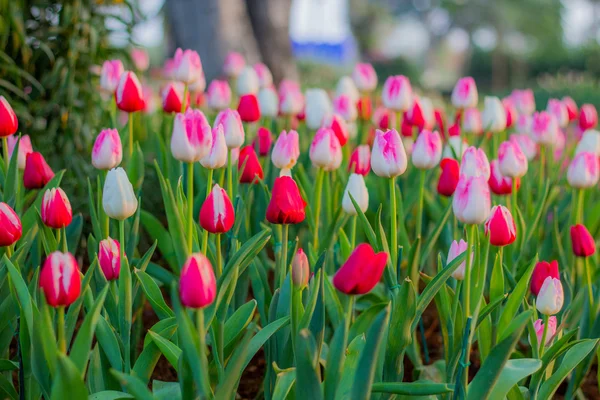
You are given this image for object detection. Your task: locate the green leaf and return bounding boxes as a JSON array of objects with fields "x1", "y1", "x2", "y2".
[
  {"x1": 324, "y1": 320, "x2": 348, "y2": 400},
  {"x1": 299, "y1": 267, "x2": 323, "y2": 331},
  {"x1": 140, "y1": 210, "x2": 178, "y2": 271},
  {"x1": 215, "y1": 328, "x2": 253, "y2": 400},
  {"x1": 295, "y1": 329, "x2": 323, "y2": 400},
  {"x1": 272, "y1": 369, "x2": 296, "y2": 400},
  {"x1": 385, "y1": 278, "x2": 416, "y2": 382},
  {"x1": 529, "y1": 328, "x2": 579, "y2": 392},
  {"x1": 348, "y1": 193, "x2": 378, "y2": 250},
  {"x1": 148, "y1": 331, "x2": 182, "y2": 372},
  {"x1": 50, "y1": 354, "x2": 88, "y2": 400},
  {"x1": 335, "y1": 335, "x2": 366, "y2": 400},
  {"x1": 223, "y1": 300, "x2": 257, "y2": 348},
  {"x1": 135, "y1": 270, "x2": 174, "y2": 320},
  {"x1": 111, "y1": 370, "x2": 157, "y2": 400},
  {"x1": 486, "y1": 359, "x2": 541, "y2": 400},
  {"x1": 371, "y1": 381, "x2": 455, "y2": 395},
  {"x1": 88, "y1": 391, "x2": 134, "y2": 400},
  {"x1": 242, "y1": 316, "x2": 290, "y2": 372}
]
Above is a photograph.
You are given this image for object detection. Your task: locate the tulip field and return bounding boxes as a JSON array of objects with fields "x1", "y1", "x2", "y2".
[{"x1": 1, "y1": 48, "x2": 600, "y2": 400}]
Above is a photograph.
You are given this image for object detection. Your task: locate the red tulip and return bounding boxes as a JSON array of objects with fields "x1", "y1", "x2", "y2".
[
  {"x1": 437, "y1": 158, "x2": 460, "y2": 197},
  {"x1": 179, "y1": 253, "x2": 217, "y2": 309},
  {"x1": 253, "y1": 127, "x2": 273, "y2": 156},
  {"x1": 99, "y1": 238, "x2": 121, "y2": 281},
  {"x1": 562, "y1": 96, "x2": 578, "y2": 122},
  {"x1": 488, "y1": 160, "x2": 519, "y2": 195},
  {"x1": 238, "y1": 146, "x2": 264, "y2": 184},
  {"x1": 531, "y1": 260, "x2": 559, "y2": 296},
  {"x1": 39, "y1": 252, "x2": 81, "y2": 307},
  {"x1": 161, "y1": 81, "x2": 189, "y2": 113},
  {"x1": 0, "y1": 96, "x2": 18, "y2": 137},
  {"x1": 0, "y1": 202, "x2": 22, "y2": 247},
  {"x1": 325, "y1": 114, "x2": 349, "y2": 146},
  {"x1": 570, "y1": 224, "x2": 595, "y2": 257},
  {"x1": 23, "y1": 152, "x2": 54, "y2": 189},
  {"x1": 237, "y1": 94, "x2": 261, "y2": 123},
  {"x1": 348, "y1": 145, "x2": 371, "y2": 176},
  {"x1": 333, "y1": 243, "x2": 388, "y2": 295},
  {"x1": 266, "y1": 176, "x2": 306, "y2": 224},
  {"x1": 199, "y1": 184, "x2": 235, "y2": 234},
  {"x1": 401, "y1": 116, "x2": 413, "y2": 137},
  {"x1": 115, "y1": 71, "x2": 144, "y2": 113},
  {"x1": 484, "y1": 205, "x2": 516, "y2": 247},
  {"x1": 579, "y1": 104, "x2": 597, "y2": 130},
  {"x1": 41, "y1": 188, "x2": 73, "y2": 229}
]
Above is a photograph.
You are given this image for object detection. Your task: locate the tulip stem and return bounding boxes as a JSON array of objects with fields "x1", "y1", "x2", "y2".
[
  {"x1": 102, "y1": 170, "x2": 110, "y2": 238},
  {"x1": 128, "y1": 112, "x2": 134, "y2": 158},
  {"x1": 118, "y1": 219, "x2": 131, "y2": 373},
  {"x1": 62, "y1": 227, "x2": 68, "y2": 252},
  {"x1": 462, "y1": 224, "x2": 476, "y2": 389},
  {"x1": 216, "y1": 234, "x2": 222, "y2": 278},
  {"x1": 312, "y1": 168, "x2": 325, "y2": 250},
  {"x1": 182, "y1": 84, "x2": 188, "y2": 113},
  {"x1": 110, "y1": 97, "x2": 117, "y2": 128},
  {"x1": 227, "y1": 149, "x2": 233, "y2": 198},
  {"x1": 2, "y1": 136, "x2": 8, "y2": 172},
  {"x1": 539, "y1": 314, "x2": 549, "y2": 357},
  {"x1": 584, "y1": 257, "x2": 594, "y2": 319},
  {"x1": 575, "y1": 189, "x2": 584, "y2": 224},
  {"x1": 389, "y1": 177, "x2": 398, "y2": 269},
  {"x1": 279, "y1": 224, "x2": 289, "y2": 289},
  {"x1": 350, "y1": 215, "x2": 357, "y2": 248},
  {"x1": 537, "y1": 146, "x2": 545, "y2": 195},
  {"x1": 201, "y1": 169, "x2": 214, "y2": 255},
  {"x1": 511, "y1": 178, "x2": 518, "y2": 213},
  {"x1": 57, "y1": 306, "x2": 66, "y2": 353},
  {"x1": 345, "y1": 295, "x2": 355, "y2": 330},
  {"x1": 187, "y1": 162, "x2": 194, "y2": 253},
  {"x1": 416, "y1": 169, "x2": 426, "y2": 239}
]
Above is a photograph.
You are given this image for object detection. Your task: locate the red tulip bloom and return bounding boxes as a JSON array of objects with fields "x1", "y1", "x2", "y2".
[
  {"x1": 266, "y1": 176, "x2": 306, "y2": 224},
  {"x1": 437, "y1": 158, "x2": 460, "y2": 197},
  {"x1": 253, "y1": 127, "x2": 273, "y2": 156},
  {"x1": 531, "y1": 260, "x2": 560, "y2": 296},
  {"x1": 484, "y1": 205, "x2": 516, "y2": 247},
  {"x1": 570, "y1": 224, "x2": 595, "y2": 257},
  {"x1": 179, "y1": 253, "x2": 216, "y2": 309},
  {"x1": 115, "y1": 71, "x2": 144, "y2": 113},
  {"x1": 41, "y1": 188, "x2": 73, "y2": 229},
  {"x1": 238, "y1": 146, "x2": 264, "y2": 184},
  {"x1": 488, "y1": 159, "x2": 519, "y2": 195},
  {"x1": 348, "y1": 145, "x2": 371, "y2": 176},
  {"x1": 579, "y1": 104, "x2": 597, "y2": 130},
  {"x1": 0, "y1": 202, "x2": 22, "y2": 247},
  {"x1": 161, "y1": 81, "x2": 189, "y2": 113},
  {"x1": 199, "y1": 184, "x2": 235, "y2": 234},
  {"x1": 23, "y1": 152, "x2": 54, "y2": 189},
  {"x1": 333, "y1": 243, "x2": 388, "y2": 295},
  {"x1": 237, "y1": 94, "x2": 261, "y2": 123},
  {"x1": 448, "y1": 123, "x2": 461, "y2": 137},
  {"x1": 0, "y1": 96, "x2": 18, "y2": 137},
  {"x1": 401, "y1": 115, "x2": 413, "y2": 137},
  {"x1": 39, "y1": 252, "x2": 81, "y2": 307},
  {"x1": 563, "y1": 96, "x2": 578, "y2": 122}
]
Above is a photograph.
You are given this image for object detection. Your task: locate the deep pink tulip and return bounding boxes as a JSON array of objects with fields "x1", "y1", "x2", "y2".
[
  {"x1": 115, "y1": 71, "x2": 144, "y2": 113},
  {"x1": 484, "y1": 205, "x2": 516, "y2": 247},
  {"x1": 332, "y1": 243, "x2": 388, "y2": 295},
  {"x1": 39, "y1": 251, "x2": 81, "y2": 307},
  {"x1": 41, "y1": 188, "x2": 73, "y2": 229},
  {"x1": 99, "y1": 238, "x2": 121, "y2": 281},
  {"x1": 23, "y1": 152, "x2": 54, "y2": 189},
  {"x1": 179, "y1": 253, "x2": 217, "y2": 308},
  {"x1": 0, "y1": 202, "x2": 21, "y2": 247},
  {"x1": 266, "y1": 176, "x2": 305, "y2": 224},
  {"x1": 199, "y1": 184, "x2": 235, "y2": 234},
  {"x1": 570, "y1": 224, "x2": 596, "y2": 258}
]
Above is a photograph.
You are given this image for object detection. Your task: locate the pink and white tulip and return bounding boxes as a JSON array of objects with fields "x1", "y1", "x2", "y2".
[
  {"x1": 214, "y1": 109, "x2": 245, "y2": 149},
  {"x1": 116, "y1": 71, "x2": 145, "y2": 113},
  {"x1": 206, "y1": 80, "x2": 232, "y2": 111},
  {"x1": 333, "y1": 94, "x2": 358, "y2": 122},
  {"x1": 484, "y1": 205, "x2": 517, "y2": 247},
  {"x1": 511, "y1": 89, "x2": 536, "y2": 115},
  {"x1": 547, "y1": 98, "x2": 568, "y2": 128},
  {"x1": 412, "y1": 130, "x2": 442, "y2": 169},
  {"x1": 200, "y1": 124, "x2": 227, "y2": 170},
  {"x1": 371, "y1": 129, "x2": 408, "y2": 177},
  {"x1": 453, "y1": 175, "x2": 491, "y2": 224},
  {"x1": 382, "y1": 75, "x2": 413, "y2": 112},
  {"x1": 223, "y1": 52, "x2": 245, "y2": 78},
  {"x1": 272, "y1": 130, "x2": 300, "y2": 170},
  {"x1": 460, "y1": 146, "x2": 491, "y2": 179},
  {"x1": 171, "y1": 109, "x2": 212, "y2": 163},
  {"x1": 100, "y1": 60, "x2": 124, "y2": 93},
  {"x1": 451, "y1": 77, "x2": 478, "y2": 109},
  {"x1": 253, "y1": 63, "x2": 273, "y2": 88},
  {"x1": 575, "y1": 130, "x2": 600, "y2": 156},
  {"x1": 352, "y1": 63, "x2": 377, "y2": 93},
  {"x1": 482, "y1": 96, "x2": 506, "y2": 133},
  {"x1": 443, "y1": 136, "x2": 468, "y2": 160},
  {"x1": 536, "y1": 277, "x2": 564, "y2": 315},
  {"x1": 199, "y1": 184, "x2": 235, "y2": 234},
  {"x1": 498, "y1": 139, "x2": 528, "y2": 178},
  {"x1": 39, "y1": 252, "x2": 81, "y2": 307},
  {"x1": 533, "y1": 316, "x2": 557, "y2": 346},
  {"x1": 309, "y1": 127, "x2": 342, "y2": 171},
  {"x1": 336, "y1": 76, "x2": 360, "y2": 103},
  {"x1": 448, "y1": 239, "x2": 471, "y2": 280},
  {"x1": 530, "y1": 111, "x2": 559, "y2": 146},
  {"x1": 462, "y1": 108, "x2": 483, "y2": 135},
  {"x1": 510, "y1": 133, "x2": 538, "y2": 161},
  {"x1": 567, "y1": 151, "x2": 599, "y2": 189},
  {"x1": 99, "y1": 238, "x2": 121, "y2": 281},
  {"x1": 579, "y1": 104, "x2": 597, "y2": 130},
  {"x1": 236, "y1": 66, "x2": 259, "y2": 95},
  {"x1": 41, "y1": 188, "x2": 73, "y2": 229},
  {"x1": 349, "y1": 145, "x2": 371, "y2": 176},
  {"x1": 92, "y1": 129, "x2": 122, "y2": 170},
  {"x1": 7, "y1": 135, "x2": 33, "y2": 170},
  {"x1": 0, "y1": 202, "x2": 22, "y2": 247},
  {"x1": 171, "y1": 48, "x2": 203, "y2": 84}
]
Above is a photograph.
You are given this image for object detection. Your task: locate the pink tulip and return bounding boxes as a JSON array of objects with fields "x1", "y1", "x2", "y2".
[
  {"x1": 92, "y1": 129, "x2": 122, "y2": 170},
  {"x1": 484, "y1": 205, "x2": 516, "y2": 247},
  {"x1": 278, "y1": 85, "x2": 304, "y2": 116},
  {"x1": 0, "y1": 202, "x2": 22, "y2": 247},
  {"x1": 462, "y1": 108, "x2": 482, "y2": 135},
  {"x1": 223, "y1": 52, "x2": 246, "y2": 78},
  {"x1": 333, "y1": 94, "x2": 358, "y2": 122},
  {"x1": 171, "y1": 109, "x2": 213, "y2": 163},
  {"x1": 452, "y1": 175, "x2": 491, "y2": 224},
  {"x1": 179, "y1": 253, "x2": 217, "y2": 308},
  {"x1": 200, "y1": 124, "x2": 227, "y2": 170},
  {"x1": 382, "y1": 75, "x2": 413, "y2": 112},
  {"x1": 199, "y1": 184, "x2": 235, "y2": 234},
  {"x1": 7, "y1": 135, "x2": 33, "y2": 169},
  {"x1": 253, "y1": 127, "x2": 273, "y2": 157},
  {"x1": 272, "y1": 130, "x2": 300, "y2": 170},
  {"x1": 510, "y1": 133, "x2": 538, "y2": 161},
  {"x1": 448, "y1": 239, "x2": 470, "y2": 280},
  {"x1": 171, "y1": 48, "x2": 203, "y2": 84},
  {"x1": 39, "y1": 251, "x2": 81, "y2": 307},
  {"x1": 333, "y1": 243, "x2": 388, "y2": 295},
  {"x1": 23, "y1": 152, "x2": 54, "y2": 189},
  {"x1": 352, "y1": 63, "x2": 377, "y2": 93},
  {"x1": 460, "y1": 146, "x2": 491, "y2": 179},
  {"x1": 412, "y1": 130, "x2": 442, "y2": 169},
  {"x1": 530, "y1": 111, "x2": 559, "y2": 146},
  {"x1": 131, "y1": 48, "x2": 150, "y2": 72},
  {"x1": 237, "y1": 94, "x2": 261, "y2": 123},
  {"x1": 511, "y1": 89, "x2": 536, "y2": 116},
  {"x1": 349, "y1": 145, "x2": 371, "y2": 176},
  {"x1": 371, "y1": 129, "x2": 407, "y2": 177},
  {"x1": 253, "y1": 62, "x2": 273, "y2": 88},
  {"x1": 579, "y1": 104, "x2": 597, "y2": 130},
  {"x1": 292, "y1": 248, "x2": 310, "y2": 289},
  {"x1": 567, "y1": 151, "x2": 599, "y2": 189},
  {"x1": 533, "y1": 316, "x2": 557, "y2": 346},
  {"x1": 547, "y1": 98, "x2": 568, "y2": 128},
  {"x1": 451, "y1": 77, "x2": 478, "y2": 109},
  {"x1": 99, "y1": 238, "x2": 121, "y2": 281},
  {"x1": 41, "y1": 188, "x2": 73, "y2": 229},
  {"x1": 489, "y1": 159, "x2": 519, "y2": 195},
  {"x1": 498, "y1": 139, "x2": 528, "y2": 178},
  {"x1": 206, "y1": 80, "x2": 232, "y2": 111},
  {"x1": 100, "y1": 60, "x2": 124, "y2": 93},
  {"x1": 309, "y1": 127, "x2": 342, "y2": 171},
  {"x1": 115, "y1": 71, "x2": 144, "y2": 113},
  {"x1": 214, "y1": 109, "x2": 245, "y2": 149},
  {"x1": 563, "y1": 96, "x2": 578, "y2": 122},
  {"x1": 161, "y1": 81, "x2": 189, "y2": 114},
  {"x1": 324, "y1": 114, "x2": 349, "y2": 147}
]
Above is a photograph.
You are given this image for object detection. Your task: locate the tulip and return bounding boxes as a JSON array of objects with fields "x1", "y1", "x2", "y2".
[
  {"x1": 382, "y1": 75, "x2": 413, "y2": 112},
  {"x1": 336, "y1": 76, "x2": 360, "y2": 103},
  {"x1": 305, "y1": 89, "x2": 332, "y2": 130},
  {"x1": 253, "y1": 127, "x2": 273, "y2": 157},
  {"x1": 530, "y1": 111, "x2": 559, "y2": 146},
  {"x1": 489, "y1": 160, "x2": 518, "y2": 195},
  {"x1": 442, "y1": 136, "x2": 468, "y2": 160},
  {"x1": 570, "y1": 224, "x2": 595, "y2": 257},
  {"x1": 502, "y1": 97, "x2": 517, "y2": 128},
  {"x1": 333, "y1": 94, "x2": 358, "y2": 123},
  {"x1": 547, "y1": 98, "x2": 568, "y2": 128},
  {"x1": 372, "y1": 107, "x2": 394, "y2": 130},
  {"x1": 292, "y1": 249, "x2": 310, "y2": 290},
  {"x1": 199, "y1": 184, "x2": 235, "y2": 234},
  {"x1": 115, "y1": 71, "x2": 144, "y2": 113},
  {"x1": 563, "y1": 96, "x2": 578, "y2": 121},
  {"x1": 460, "y1": 146, "x2": 490, "y2": 179},
  {"x1": 99, "y1": 238, "x2": 121, "y2": 281},
  {"x1": 266, "y1": 176, "x2": 306, "y2": 224},
  {"x1": 131, "y1": 48, "x2": 149, "y2": 72},
  {"x1": 189, "y1": 72, "x2": 206, "y2": 94},
  {"x1": 511, "y1": 89, "x2": 535, "y2": 115},
  {"x1": 237, "y1": 94, "x2": 261, "y2": 123},
  {"x1": 238, "y1": 146, "x2": 264, "y2": 184},
  {"x1": 223, "y1": 52, "x2": 246, "y2": 78},
  {"x1": 532, "y1": 316, "x2": 557, "y2": 346},
  {"x1": 171, "y1": 109, "x2": 212, "y2": 163},
  {"x1": 462, "y1": 108, "x2": 482, "y2": 135},
  {"x1": 453, "y1": 175, "x2": 491, "y2": 224},
  {"x1": 451, "y1": 77, "x2": 478, "y2": 109},
  {"x1": 99, "y1": 60, "x2": 124, "y2": 94},
  {"x1": 179, "y1": 253, "x2": 217, "y2": 308},
  {"x1": 536, "y1": 277, "x2": 564, "y2": 316},
  {"x1": 7, "y1": 135, "x2": 33, "y2": 170},
  {"x1": 437, "y1": 158, "x2": 460, "y2": 197},
  {"x1": 161, "y1": 81, "x2": 189, "y2": 113},
  {"x1": 309, "y1": 127, "x2": 342, "y2": 171},
  {"x1": 484, "y1": 205, "x2": 516, "y2": 247},
  {"x1": 420, "y1": 97, "x2": 436, "y2": 130},
  {"x1": 498, "y1": 139, "x2": 528, "y2": 178},
  {"x1": 481, "y1": 96, "x2": 506, "y2": 133},
  {"x1": 342, "y1": 173, "x2": 369, "y2": 215},
  {"x1": 510, "y1": 133, "x2": 538, "y2": 161},
  {"x1": 41, "y1": 188, "x2": 73, "y2": 229},
  {"x1": 199, "y1": 124, "x2": 227, "y2": 170},
  {"x1": 448, "y1": 239, "x2": 471, "y2": 280},
  {"x1": 253, "y1": 62, "x2": 273, "y2": 88},
  {"x1": 412, "y1": 130, "x2": 442, "y2": 169},
  {"x1": 357, "y1": 96, "x2": 372, "y2": 121},
  {"x1": 349, "y1": 145, "x2": 371, "y2": 176},
  {"x1": 333, "y1": 243, "x2": 388, "y2": 295},
  {"x1": 92, "y1": 129, "x2": 123, "y2": 170},
  {"x1": 236, "y1": 66, "x2": 259, "y2": 95},
  {"x1": 206, "y1": 80, "x2": 232, "y2": 111},
  {"x1": 279, "y1": 87, "x2": 304, "y2": 117},
  {"x1": 0, "y1": 202, "x2": 22, "y2": 247},
  {"x1": 352, "y1": 63, "x2": 377, "y2": 93},
  {"x1": 171, "y1": 48, "x2": 203, "y2": 84},
  {"x1": 214, "y1": 109, "x2": 245, "y2": 149},
  {"x1": 531, "y1": 260, "x2": 560, "y2": 296},
  {"x1": 371, "y1": 129, "x2": 407, "y2": 178},
  {"x1": 567, "y1": 151, "x2": 599, "y2": 189},
  {"x1": 258, "y1": 87, "x2": 278, "y2": 118},
  {"x1": 579, "y1": 104, "x2": 597, "y2": 130},
  {"x1": 272, "y1": 130, "x2": 299, "y2": 170},
  {"x1": 406, "y1": 97, "x2": 425, "y2": 128},
  {"x1": 324, "y1": 114, "x2": 349, "y2": 147},
  {"x1": 575, "y1": 129, "x2": 600, "y2": 156},
  {"x1": 39, "y1": 251, "x2": 81, "y2": 307},
  {"x1": 23, "y1": 152, "x2": 54, "y2": 189},
  {"x1": 103, "y1": 167, "x2": 138, "y2": 220}
]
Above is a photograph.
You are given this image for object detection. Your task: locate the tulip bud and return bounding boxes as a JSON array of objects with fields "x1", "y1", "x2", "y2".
[
  {"x1": 448, "y1": 239, "x2": 471, "y2": 280},
  {"x1": 171, "y1": 109, "x2": 212, "y2": 163},
  {"x1": 41, "y1": 188, "x2": 73, "y2": 229},
  {"x1": 481, "y1": 96, "x2": 506, "y2": 133},
  {"x1": 462, "y1": 108, "x2": 482, "y2": 135},
  {"x1": 99, "y1": 238, "x2": 121, "y2": 281},
  {"x1": 214, "y1": 109, "x2": 245, "y2": 149},
  {"x1": 489, "y1": 159, "x2": 518, "y2": 195},
  {"x1": 131, "y1": 48, "x2": 149, "y2": 72},
  {"x1": 575, "y1": 129, "x2": 600, "y2": 156},
  {"x1": 511, "y1": 89, "x2": 536, "y2": 116},
  {"x1": 292, "y1": 249, "x2": 310, "y2": 290},
  {"x1": 324, "y1": 114, "x2": 349, "y2": 147},
  {"x1": 258, "y1": 87, "x2": 278, "y2": 118},
  {"x1": 579, "y1": 104, "x2": 597, "y2": 130},
  {"x1": 39, "y1": 251, "x2": 81, "y2": 307},
  {"x1": 451, "y1": 77, "x2": 478, "y2": 109},
  {"x1": 309, "y1": 127, "x2": 342, "y2": 171},
  {"x1": 103, "y1": 167, "x2": 138, "y2": 220},
  {"x1": 161, "y1": 81, "x2": 189, "y2": 113},
  {"x1": 531, "y1": 260, "x2": 560, "y2": 296},
  {"x1": 333, "y1": 243, "x2": 388, "y2": 295},
  {"x1": 412, "y1": 130, "x2": 442, "y2": 170},
  {"x1": 179, "y1": 253, "x2": 217, "y2": 308},
  {"x1": 567, "y1": 151, "x2": 599, "y2": 189},
  {"x1": 382, "y1": 75, "x2": 413, "y2": 112},
  {"x1": 442, "y1": 136, "x2": 468, "y2": 160},
  {"x1": 23, "y1": 152, "x2": 55, "y2": 189},
  {"x1": 237, "y1": 94, "x2": 261, "y2": 123},
  {"x1": 253, "y1": 63, "x2": 273, "y2": 88},
  {"x1": 371, "y1": 129, "x2": 407, "y2": 178},
  {"x1": 510, "y1": 133, "x2": 538, "y2": 161},
  {"x1": 536, "y1": 277, "x2": 564, "y2": 316},
  {"x1": 530, "y1": 111, "x2": 558, "y2": 146},
  {"x1": 349, "y1": 145, "x2": 371, "y2": 176},
  {"x1": 238, "y1": 146, "x2": 264, "y2": 184},
  {"x1": 223, "y1": 52, "x2": 246, "y2": 78},
  {"x1": 336, "y1": 76, "x2": 360, "y2": 103},
  {"x1": 498, "y1": 139, "x2": 528, "y2": 178},
  {"x1": 199, "y1": 184, "x2": 235, "y2": 234},
  {"x1": 437, "y1": 158, "x2": 460, "y2": 197},
  {"x1": 547, "y1": 98, "x2": 568, "y2": 128},
  {"x1": 200, "y1": 124, "x2": 227, "y2": 170},
  {"x1": 171, "y1": 48, "x2": 203, "y2": 84},
  {"x1": 7, "y1": 135, "x2": 33, "y2": 170},
  {"x1": 352, "y1": 63, "x2": 377, "y2": 93},
  {"x1": 503, "y1": 97, "x2": 517, "y2": 128},
  {"x1": 532, "y1": 316, "x2": 557, "y2": 346},
  {"x1": 254, "y1": 127, "x2": 273, "y2": 157},
  {"x1": 484, "y1": 205, "x2": 516, "y2": 247},
  {"x1": 272, "y1": 130, "x2": 299, "y2": 170},
  {"x1": 342, "y1": 173, "x2": 369, "y2": 215},
  {"x1": 100, "y1": 60, "x2": 124, "y2": 94},
  {"x1": 305, "y1": 89, "x2": 332, "y2": 130},
  {"x1": 0, "y1": 202, "x2": 22, "y2": 247},
  {"x1": 333, "y1": 94, "x2": 358, "y2": 123},
  {"x1": 570, "y1": 224, "x2": 596, "y2": 257},
  {"x1": 453, "y1": 175, "x2": 491, "y2": 224},
  {"x1": 206, "y1": 80, "x2": 232, "y2": 111},
  {"x1": 460, "y1": 146, "x2": 491, "y2": 179},
  {"x1": 236, "y1": 66, "x2": 259, "y2": 96},
  {"x1": 266, "y1": 176, "x2": 306, "y2": 224},
  {"x1": 116, "y1": 71, "x2": 144, "y2": 113},
  {"x1": 92, "y1": 129, "x2": 123, "y2": 170}
]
